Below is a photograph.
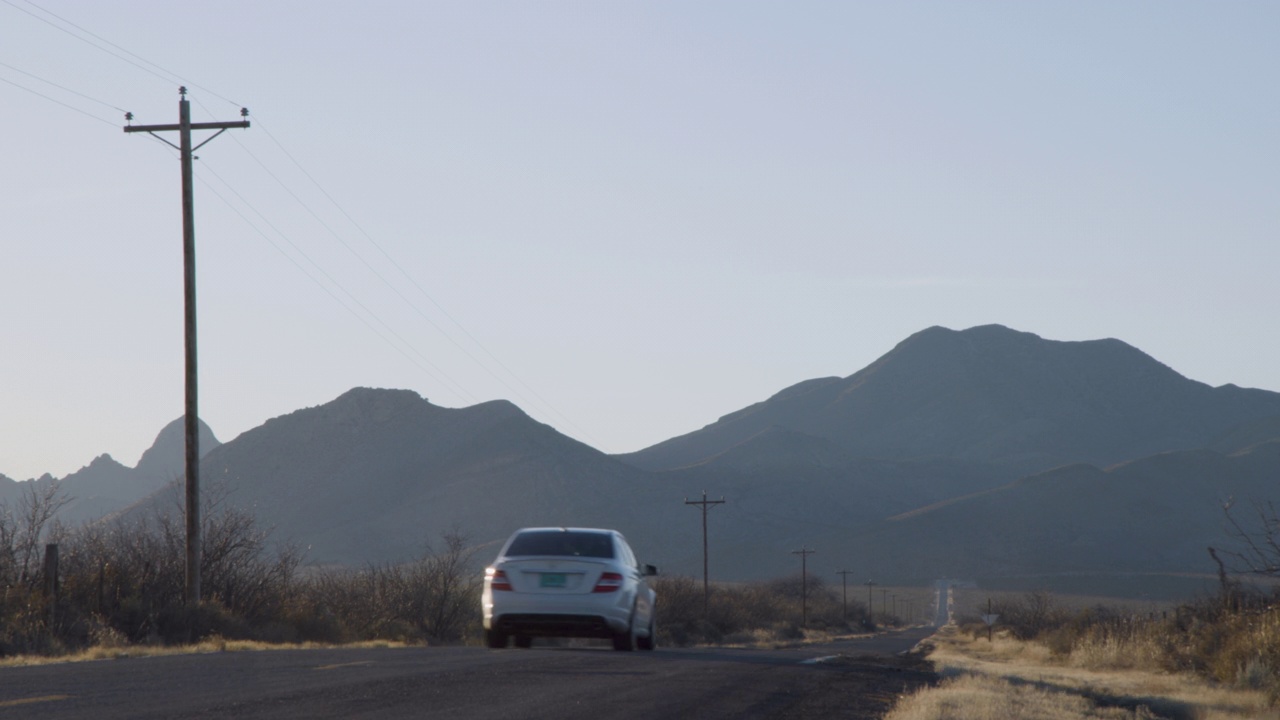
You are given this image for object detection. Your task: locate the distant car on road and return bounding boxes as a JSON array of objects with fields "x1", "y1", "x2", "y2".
[{"x1": 482, "y1": 527, "x2": 658, "y2": 651}]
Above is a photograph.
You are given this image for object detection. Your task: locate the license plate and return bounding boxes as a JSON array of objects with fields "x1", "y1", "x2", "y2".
[{"x1": 540, "y1": 573, "x2": 567, "y2": 588}]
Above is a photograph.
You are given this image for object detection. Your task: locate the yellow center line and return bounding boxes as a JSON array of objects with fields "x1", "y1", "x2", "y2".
[
  {"x1": 314, "y1": 661, "x2": 374, "y2": 671},
  {"x1": 0, "y1": 694, "x2": 71, "y2": 708}
]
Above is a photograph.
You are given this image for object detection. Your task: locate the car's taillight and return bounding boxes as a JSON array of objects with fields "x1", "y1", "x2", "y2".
[
  {"x1": 592, "y1": 572, "x2": 623, "y2": 593},
  {"x1": 487, "y1": 568, "x2": 512, "y2": 591}
]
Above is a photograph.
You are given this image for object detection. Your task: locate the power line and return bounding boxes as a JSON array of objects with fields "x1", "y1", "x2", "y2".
[
  {"x1": 4, "y1": 0, "x2": 242, "y2": 108},
  {"x1": 245, "y1": 114, "x2": 601, "y2": 445},
  {"x1": 7, "y1": 0, "x2": 596, "y2": 442},
  {"x1": 0, "y1": 74, "x2": 117, "y2": 127},
  {"x1": 196, "y1": 177, "x2": 463, "y2": 400},
  {"x1": 207, "y1": 113, "x2": 492, "y2": 395},
  {"x1": 3, "y1": 0, "x2": 176, "y2": 92},
  {"x1": 0, "y1": 59, "x2": 129, "y2": 113},
  {"x1": 196, "y1": 160, "x2": 478, "y2": 405}
]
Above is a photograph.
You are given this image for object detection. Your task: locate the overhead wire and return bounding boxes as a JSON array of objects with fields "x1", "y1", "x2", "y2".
[
  {"x1": 245, "y1": 114, "x2": 602, "y2": 445},
  {"x1": 4, "y1": 0, "x2": 598, "y2": 443},
  {"x1": 2, "y1": 0, "x2": 177, "y2": 93},
  {"x1": 3, "y1": 0, "x2": 242, "y2": 109},
  {"x1": 196, "y1": 158, "x2": 479, "y2": 405},
  {"x1": 0, "y1": 59, "x2": 129, "y2": 114},
  {"x1": 0, "y1": 56, "x2": 477, "y2": 406},
  {"x1": 196, "y1": 173, "x2": 473, "y2": 405},
  {"x1": 0, "y1": 73, "x2": 118, "y2": 127}
]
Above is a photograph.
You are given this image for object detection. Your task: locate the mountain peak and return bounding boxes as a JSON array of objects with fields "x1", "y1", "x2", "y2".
[{"x1": 134, "y1": 416, "x2": 221, "y2": 480}]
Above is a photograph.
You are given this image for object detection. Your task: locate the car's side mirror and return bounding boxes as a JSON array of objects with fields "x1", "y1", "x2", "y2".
[{"x1": 642, "y1": 564, "x2": 658, "y2": 577}]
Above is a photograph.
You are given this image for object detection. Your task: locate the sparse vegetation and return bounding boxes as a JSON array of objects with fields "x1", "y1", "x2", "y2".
[
  {"x1": 888, "y1": 589, "x2": 1280, "y2": 720},
  {"x1": 0, "y1": 480, "x2": 907, "y2": 660},
  {"x1": 957, "y1": 588, "x2": 1280, "y2": 699},
  {"x1": 651, "y1": 573, "x2": 889, "y2": 647},
  {"x1": 0, "y1": 484, "x2": 483, "y2": 658}
]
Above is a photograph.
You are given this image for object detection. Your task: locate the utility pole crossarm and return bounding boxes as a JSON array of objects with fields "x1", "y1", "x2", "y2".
[{"x1": 124, "y1": 120, "x2": 250, "y2": 132}]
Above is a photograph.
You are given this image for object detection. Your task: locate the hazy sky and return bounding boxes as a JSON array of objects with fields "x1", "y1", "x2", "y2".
[{"x1": 3, "y1": 2, "x2": 1278, "y2": 482}]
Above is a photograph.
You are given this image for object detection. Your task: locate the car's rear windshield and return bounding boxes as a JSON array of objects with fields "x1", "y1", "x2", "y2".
[{"x1": 505, "y1": 530, "x2": 615, "y2": 559}]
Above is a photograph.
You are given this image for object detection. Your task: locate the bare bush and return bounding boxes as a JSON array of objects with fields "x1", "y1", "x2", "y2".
[
  {"x1": 1218, "y1": 498, "x2": 1280, "y2": 579},
  {"x1": 991, "y1": 590, "x2": 1069, "y2": 640},
  {"x1": 650, "y1": 574, "x2": 869, "y2": 647},
  {"x1": 0, "y1": 481, "x2": 70, "y2": 588},
  {"x1": 294, "y1": 532, "x2": 483, "y2": 645}
]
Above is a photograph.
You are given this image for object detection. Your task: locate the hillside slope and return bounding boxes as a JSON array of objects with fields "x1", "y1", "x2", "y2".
[
  {"x1": 621, "y1": 325, "x2": 1280, "y2": 476},
  {"x1": 142, "y1": 388, "x2": 680, "y2": 565}
]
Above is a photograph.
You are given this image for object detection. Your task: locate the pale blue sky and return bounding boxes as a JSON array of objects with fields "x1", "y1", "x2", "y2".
[{"x1": 3, "y1": 1, "x2": 1278, "y2": 481}]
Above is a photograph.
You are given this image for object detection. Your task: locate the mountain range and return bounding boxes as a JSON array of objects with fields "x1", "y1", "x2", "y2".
[
  {"x1": 9, "y1": 325, "x2": 1280, "y2": 599},
  {"x1": 0, "y1": 418, "x2": 220, "y2": 526}
]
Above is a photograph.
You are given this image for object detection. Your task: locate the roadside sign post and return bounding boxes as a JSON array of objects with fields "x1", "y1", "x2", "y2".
[{"x1": 982, "y1": 598, "x2": 999, "y2": 642}]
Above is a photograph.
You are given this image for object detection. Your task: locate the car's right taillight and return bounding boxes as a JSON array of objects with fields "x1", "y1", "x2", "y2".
[
  {"x1": 592, "y1": 572, "x2": 623, "y2": 593},
  {"x1": 487, "y1": 567, "x2": 512, "y2": 591}
]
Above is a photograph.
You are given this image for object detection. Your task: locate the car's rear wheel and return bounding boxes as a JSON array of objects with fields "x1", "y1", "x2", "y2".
[
  {"x1": 485, "y1": 628, "x2": 508, "y2": 649},
  {"x1": 637, "y1": 613, "x2": 656, "y2": 651},
  {"x1": 513, "y1": 635, "x2": 533, "y2": 649},
  {"x1": 612, "y1": 609, "x2": 639, "y2": 651}
]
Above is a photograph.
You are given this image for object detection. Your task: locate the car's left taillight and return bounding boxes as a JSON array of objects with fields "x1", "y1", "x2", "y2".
[
  {"x1": 487, "y1": 567, "x2": 513, "y2": 591},
  {"x1": 592, "y1": 572, "x2": 623, "y2": 593}
]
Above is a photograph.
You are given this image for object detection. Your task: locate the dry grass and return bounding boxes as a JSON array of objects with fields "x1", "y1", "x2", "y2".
[
  {"x1": 885, "y1": 674, "x2": 1152, "y2": 720},
  {"x1": 0, "y1": 638, "x2": 408, "y2": 668},
  {"x1": 891, "y1": 626, "x2": 1279, "y2": 720},
  {"x1": 718, "y1": 626, "x2": 874, "y2": 650}
]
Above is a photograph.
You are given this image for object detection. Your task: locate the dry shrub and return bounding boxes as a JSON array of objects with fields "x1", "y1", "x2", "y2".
[
  {"x1": 987, "y1": 589, "x2": 1280, "y2": 700},
  {"x1": 650, "y1": 573, "x2": 870, "y2": 647},
  {"x1": 294, "y1": 532, "x2": 482, "y2": 645},
  {"x1": 0, "y1": 478, "x2": 485, "y2": 656}
]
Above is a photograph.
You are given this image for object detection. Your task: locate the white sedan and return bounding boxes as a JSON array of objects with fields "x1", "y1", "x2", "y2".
[{"x1": 482, "y1": 527, "x2": 658, "y2": 651}]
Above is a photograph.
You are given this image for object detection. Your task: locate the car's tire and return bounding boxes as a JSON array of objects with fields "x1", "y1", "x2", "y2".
[
  {"x1": 513, "y1": 635, "x2": 533, "y2": 649},
  {"x1": 612, "y1": 611, "x2": 638, "y2": 651},
  {"x1": 485, "y1": 628, "x2": 508, "y2": 649},
  {"x1": 637, "y1": 613, "x2": 656, "y2": 651}
]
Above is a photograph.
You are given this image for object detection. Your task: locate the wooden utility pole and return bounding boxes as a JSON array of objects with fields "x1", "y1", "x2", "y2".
[
  {"x1": 835, "y1": 570, "x2": 854, "y2": 621},
  {"x1": 124, "y1": 88, "x2": 248, "y2": 606},
  {"x1": 866, "y1": 580, "x2": 877, "y2": 621},
  {"x1": 684, "y1": 491, "x2": 724, "y2": 618},
  {"x1": 792, "y1": 547, "x2": 815, "y2": 627}
]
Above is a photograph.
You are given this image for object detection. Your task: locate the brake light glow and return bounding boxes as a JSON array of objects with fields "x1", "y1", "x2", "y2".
[
  {"x1": 487, "y1": 568, "x2": 513, "y2": 591},
  {"x1": 592, "y1": 572, "x2": 623, "y2": 593}
]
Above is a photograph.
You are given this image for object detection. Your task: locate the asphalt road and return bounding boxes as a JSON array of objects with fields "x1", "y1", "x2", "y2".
[{"x1": 0, "y1": 628, "x2": 937, "y2": 719}]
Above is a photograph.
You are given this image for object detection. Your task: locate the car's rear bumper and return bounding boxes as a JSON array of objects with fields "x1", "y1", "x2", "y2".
[{"x1": 489, "y1": 613, "x2": 626, "y2": 638}]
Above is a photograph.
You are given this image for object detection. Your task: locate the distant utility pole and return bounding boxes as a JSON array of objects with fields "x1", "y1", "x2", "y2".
[
  {"x1": 124, "y1": 88, "x2": 248, "y2": 607},
  {"x1": 792, "y1": 547, "x2": 815, "y2": 627},
  {"x1": 835, "y1": 570, "x2": 855, "y2": 621},
  {"x1": 684, "y1": 490, "x2": 724, "y2": 618},
  {"x1": 866, "y1": 580, "x2": 877, "y2": 618}
]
